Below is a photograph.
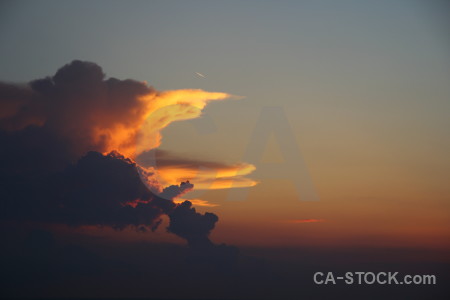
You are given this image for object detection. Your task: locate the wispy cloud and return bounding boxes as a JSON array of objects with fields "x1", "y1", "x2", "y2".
[{"x1": 137, "y1": 149, "x2": 258, "y2": 190}]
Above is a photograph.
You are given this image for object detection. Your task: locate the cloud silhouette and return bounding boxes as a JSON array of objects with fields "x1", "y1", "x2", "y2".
[{"x1": 0, "y1": 61, "x2": 239, "y2": 263}]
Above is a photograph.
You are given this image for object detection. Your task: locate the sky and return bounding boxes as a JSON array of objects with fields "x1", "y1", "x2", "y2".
[{"x1": 0, "y1": 0, "x2": 449, "y2": 298}]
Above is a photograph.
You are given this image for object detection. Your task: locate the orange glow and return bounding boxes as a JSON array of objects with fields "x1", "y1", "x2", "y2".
[
  {"x1": 88, "y1": 89, "x2": 234, "y2": 159},
  {"x1": 136, "y1": 89, "x2": 237, "y2": 155},
  {"x1": 90, "y1": 88, "x2": 256, "y2": 204},
  {"x1": 155, "y1": 163, "x2": 257, "y2": 190},
  {"x1": 173, "y1": 198, "x2": 219, "y2": 207}
]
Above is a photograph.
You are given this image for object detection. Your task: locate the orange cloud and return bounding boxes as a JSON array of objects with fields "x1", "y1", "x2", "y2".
[
  {"x1": 136, "y1": 89, "x2": 237, "y2": 155},
  {"x1": 95, "y1": 89, "x2": 235, "y2": 159},
  {"x1": 156, "y1": 163, "x2": 257, "y2": 190},
  {"x1": 173, "y1": 198, "x2": 219, "y2": 207}
]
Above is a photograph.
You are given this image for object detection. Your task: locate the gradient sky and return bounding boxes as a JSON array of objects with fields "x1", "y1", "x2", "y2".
[{"x1": 1, "y1": 0, "x2": 449, "y2": 251}]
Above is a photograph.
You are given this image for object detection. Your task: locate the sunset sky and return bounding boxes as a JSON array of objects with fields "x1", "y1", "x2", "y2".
[{"x1": 1, "y1": 0, "x2": 449, "y2": 299}]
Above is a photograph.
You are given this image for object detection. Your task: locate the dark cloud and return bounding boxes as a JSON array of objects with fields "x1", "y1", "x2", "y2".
[
  {"x1": 167, "y1": 200, "x2": 218, "y2": 248},
  {"x1": 0, "y1": 60, "x2": 155, "y2": 164},
  {"x1": 168, "y1": 200, "x2": 239, "y2": 270},
  {"x1": 0, "y1": 144, "x2": 224, "y2": 244},
  {"x1": 0, "y1": 82, "x2": 44, "y2": 131},
  {"x1": 53, "y1": 151, "x2": 174, "y2": 230},
  {"x1": 159, "y1": 180, "x2": 194, "y2": 200},
  {"x1": 0, "y1": 150, "x2": 172, "y2": 231}
]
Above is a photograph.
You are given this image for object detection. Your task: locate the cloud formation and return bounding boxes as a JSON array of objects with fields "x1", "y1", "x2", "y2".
[
  {"x1": 0, "y1": 60, "x2": 240, "y2": 261},
  {"x1": 0, "y1": 60, "x2": 232, "y2": 161},
  {"x1": 138, "y1": 149, "x2": 258, "y2": 190}
]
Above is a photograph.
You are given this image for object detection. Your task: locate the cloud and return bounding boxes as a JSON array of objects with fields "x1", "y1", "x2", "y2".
[
  {"x1": 0, "y1": 145, "x2": 231, "y2": 258},
  {"x1": 159, "y1": 180, "x2": 194, "y2": 200},
  {"x1": 0, "y1": 82, "x2": 44, "y2": 131},
  {"x1": 137, "y1": 149, "x2": 258, "y2": 190},
  {"x1": 0, "y1": 59, "x2": 251, "y2": 204},
  {"x1": 167, "y1": 201, "x2": 217, "y2": 248},
  {"x1": 0, "y1": 60, "x2": 241, "y2": 267},
  {"x1": 0, "y1": 60, "x2": 233, "y2": 161},
  {"x1": 0, "y1": 150, "x2": 174, "y2": 231},
  {"x1": 173, "y1": 198, "x2": 219, "y2": 207}
]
